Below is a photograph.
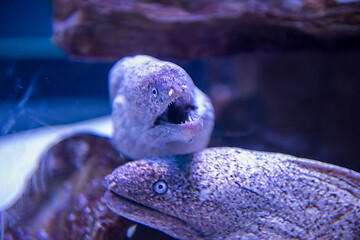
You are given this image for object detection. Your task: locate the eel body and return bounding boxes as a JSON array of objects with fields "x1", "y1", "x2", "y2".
[
  {"x1": 105, "y1": 147, "x2": 360, "y2": 239},
  {"x1": 109, "y1": 55, "x2": 214, "y2": 159}
]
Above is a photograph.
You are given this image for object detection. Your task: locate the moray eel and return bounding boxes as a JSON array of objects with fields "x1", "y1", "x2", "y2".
[
  {"x1": 109, "y1": 55, "x2": 214, "y2": 159},
  {"x1": 105, "y1": 147, "x2": 360, "y2": 239}
]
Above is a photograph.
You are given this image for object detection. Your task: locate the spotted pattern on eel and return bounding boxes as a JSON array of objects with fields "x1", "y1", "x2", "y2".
[{"x1": 105, "y1": 147, "x2": 360, "y2": 240}]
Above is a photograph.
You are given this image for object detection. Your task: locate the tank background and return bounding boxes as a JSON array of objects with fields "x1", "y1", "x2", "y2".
[
  {"x1": 0, "y1": 1, "x2": 359, "y2": 171},
  {"x1": 0, "y1": 0, "x2": 51, "y2": 38}
]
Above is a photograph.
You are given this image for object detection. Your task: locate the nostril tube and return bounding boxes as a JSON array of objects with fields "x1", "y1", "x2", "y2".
[{"x1": 181, "y1": 85, "x2": 189, "y2": 93}]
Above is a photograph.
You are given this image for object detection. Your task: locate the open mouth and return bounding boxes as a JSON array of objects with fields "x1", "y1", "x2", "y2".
[{"x1": 154, "y1": 96, "x2": 197, "y2": 125}]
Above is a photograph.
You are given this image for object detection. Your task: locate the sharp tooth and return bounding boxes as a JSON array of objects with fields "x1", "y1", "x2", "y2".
[
  {"x1": 126, "y1": 224, "x2": 137, "y2": 239},
  {"x1": 168, "y1": 88, "x2": 174, "y2": 97}
]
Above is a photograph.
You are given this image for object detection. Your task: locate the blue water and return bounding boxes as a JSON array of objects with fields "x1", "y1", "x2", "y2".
[
  {"x1": 0, "y1": 1, "x2": 112, "y2": 135},
  {"x1": 0, "y1": 60, "x2": 113, "y2": 135}
]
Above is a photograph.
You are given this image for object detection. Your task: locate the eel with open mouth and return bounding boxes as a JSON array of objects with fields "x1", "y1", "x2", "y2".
[
  {"x1": 105, "y1": 147, "x2": 360, "y2": 240},
  {"x1": 109, "y1": 55, "x2": 214, "y2": 159}
]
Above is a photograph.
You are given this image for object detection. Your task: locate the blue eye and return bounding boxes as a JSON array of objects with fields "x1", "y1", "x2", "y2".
[
  {"x1": 153, "y1": 180, "x2": 167, "y2": 194},
  {"x1": 151, "y1": 87, "x2": 158, "y2": 97}
]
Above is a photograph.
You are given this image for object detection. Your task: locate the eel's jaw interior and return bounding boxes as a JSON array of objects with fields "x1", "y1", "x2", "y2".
[{"x1": 154, "y1": 96, "x2": 197, "y2": 126}]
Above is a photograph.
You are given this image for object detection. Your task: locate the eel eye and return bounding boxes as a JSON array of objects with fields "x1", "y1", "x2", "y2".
[
  {"x1": 153, "y1": 180, "x2": 167, "y2": 194},
  {"x1": 151, "y1": 87, "x2": 158, "y2": 97}
]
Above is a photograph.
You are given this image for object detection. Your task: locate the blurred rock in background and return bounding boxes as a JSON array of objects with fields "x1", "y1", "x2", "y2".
[{"x1": 52, "y1": 0, "x2": 360, "y2": 61}]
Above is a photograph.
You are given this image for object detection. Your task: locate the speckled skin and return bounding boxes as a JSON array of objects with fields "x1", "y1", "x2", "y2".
[
  {"x1": 105, "y1": 147, "x2": 360, "y2": 240},
  {"x1": 109, "y1": 55, "x2": 214, "y2": 159}
]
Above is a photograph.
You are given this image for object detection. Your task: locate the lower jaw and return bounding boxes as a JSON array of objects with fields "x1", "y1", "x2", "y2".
[
  {"x1": 178, "y1": 119, "x2": 202, "y2": 137},
  {"x1": 155, "y1": 119, "x2": 203, "y2": 143}
]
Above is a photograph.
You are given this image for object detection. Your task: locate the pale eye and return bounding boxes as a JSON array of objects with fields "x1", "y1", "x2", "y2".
[
  {"x1": 153, "y1": 180, "x2": 167, "y2": 194},
  {"x1": 151, "y1": 87, "x2": 158, "y2": 97}
]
